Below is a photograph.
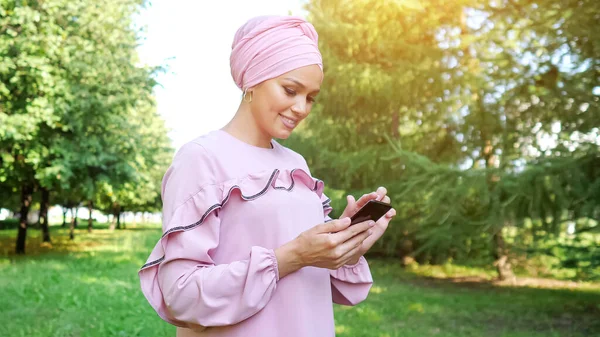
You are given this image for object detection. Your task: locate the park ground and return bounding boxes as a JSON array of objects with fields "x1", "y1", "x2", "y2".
[{"x1": 1, "y1": 223, "x2": 599, "y2": 337}]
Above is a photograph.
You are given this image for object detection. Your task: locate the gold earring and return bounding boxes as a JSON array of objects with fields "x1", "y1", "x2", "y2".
[{"x1": 243, "y1": 88, "x2": 253, "y2": 103}]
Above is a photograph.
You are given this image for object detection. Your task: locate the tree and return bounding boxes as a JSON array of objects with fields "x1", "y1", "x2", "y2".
[
  {"x1": 0, "y1": 0, "x2": 170, "y2": 251},
  {"x1": 286, "y1": 0, "x2": 600, "y2": 279},
  {"x1": 0, "y1": 0, "x2": 69, "y2": 253},
  {"x1": 288, "y1": 0, "x2": 471, "y2": 186},
  {"x1": 285, "y1": 0, "x2": 476, "y2": 259}
]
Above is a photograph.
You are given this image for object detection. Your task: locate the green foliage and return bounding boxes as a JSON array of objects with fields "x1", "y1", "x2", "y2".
[
  {"x1": 0, "y1": 218, "x2": 18, "y2": 230},
  {"x1": 522, "y1": 231, "x2": 600, "y2": 280},
  {"x1": 0, "y1": 0, "x2": 173, "y2": 220},
  {"x1": 384, "y1": 145, "x2": 599, "y2": 273},
  {"x1": 286, "y1": 0, "x2": 470, "y2": 187},
  {"x1": 283, "y1": 0, "x2": 600, "y2": 277}
]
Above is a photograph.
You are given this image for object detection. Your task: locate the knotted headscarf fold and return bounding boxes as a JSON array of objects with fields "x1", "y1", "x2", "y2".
[{"x1": 230, "y1": 15, "x2": 323, "y2": 91}]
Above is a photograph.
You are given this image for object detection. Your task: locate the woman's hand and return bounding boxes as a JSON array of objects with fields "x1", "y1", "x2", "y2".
[
  {"x1": 274, "y1": 217, "x2": 375, "y2": 278},
  {"x1": 341, "y1": 187, "x2": 397, "y2": 265}
]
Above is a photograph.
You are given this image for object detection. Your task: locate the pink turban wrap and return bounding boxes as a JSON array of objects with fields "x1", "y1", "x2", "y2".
[{"x1": 230, "y1": 15, "x2": 323, "y2": 91}]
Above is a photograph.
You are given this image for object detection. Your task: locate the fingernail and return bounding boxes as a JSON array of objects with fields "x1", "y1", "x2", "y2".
[
  {"x1": 369, "y1": 221, "x2": 375, "y2": 227},
  {"x1": 342, "y1": 217, "x2": 351, "y2": 224},
  {"x1": 368, "y1": 229, "x2": 373, "y2": 235}
]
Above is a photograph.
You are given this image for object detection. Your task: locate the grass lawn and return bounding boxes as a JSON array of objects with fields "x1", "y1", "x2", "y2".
[{"x1": 0, "y1": 224, "x2": 599, "y2": 337}]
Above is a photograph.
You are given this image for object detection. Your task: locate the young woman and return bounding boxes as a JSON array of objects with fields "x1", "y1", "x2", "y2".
[{"x1": 139, "y1": 15, "x2": 396, "y2": 337}]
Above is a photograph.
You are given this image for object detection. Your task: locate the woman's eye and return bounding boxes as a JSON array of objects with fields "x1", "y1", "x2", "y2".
[
  {"x1": 284, "y1": 87, "x2": 295, "y2": 96},
  {"x1": 307, "y1": 96, "x2": 316, "y2": 103}
]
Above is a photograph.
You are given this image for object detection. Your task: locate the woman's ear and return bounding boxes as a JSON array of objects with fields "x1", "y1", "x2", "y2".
[{"x1": 243, "y1": 83, "x2": 263, "y2": 102}]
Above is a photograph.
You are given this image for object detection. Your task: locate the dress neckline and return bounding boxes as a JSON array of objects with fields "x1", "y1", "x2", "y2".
[{"x1": 216, "y1": 129, "x2": 278, "y2": 151}]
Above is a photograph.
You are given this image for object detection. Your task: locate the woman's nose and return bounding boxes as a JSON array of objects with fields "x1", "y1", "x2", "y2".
[{"x1": 291, "y1": 99, "x2": 308, "y2": 117}]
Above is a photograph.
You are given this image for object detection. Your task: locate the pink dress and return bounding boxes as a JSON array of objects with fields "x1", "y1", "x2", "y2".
[{"x1": 139, "y1": 130, "x2": 373, "y2": 337}]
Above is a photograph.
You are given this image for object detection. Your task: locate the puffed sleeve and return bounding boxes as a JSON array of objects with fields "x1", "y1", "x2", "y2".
[
  {"x1": 138, "y1": 142, "x2": 279, "y2": 330},
  {"x1": 330, "y1": 256, "x2": 373, "y2": 305}
]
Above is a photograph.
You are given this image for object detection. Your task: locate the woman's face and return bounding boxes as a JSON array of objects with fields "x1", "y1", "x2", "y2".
[{"x1": 248, "y1": 64, "x2": 322, "y2": 139}]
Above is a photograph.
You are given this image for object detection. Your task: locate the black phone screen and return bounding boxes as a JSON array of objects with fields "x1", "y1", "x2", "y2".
[{"x1": 349, "y1": 200, "x2": 392, "y2": 225}]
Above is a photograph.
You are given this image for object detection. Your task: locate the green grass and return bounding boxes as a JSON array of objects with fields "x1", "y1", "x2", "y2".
[{"x1": 1, "y1": 225, "x2": 599, "y2": 337}]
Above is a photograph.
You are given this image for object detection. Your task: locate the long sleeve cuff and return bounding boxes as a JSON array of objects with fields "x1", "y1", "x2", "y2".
[{"x1": 330, "y1": 256, "x2": 373, "y2": 306}]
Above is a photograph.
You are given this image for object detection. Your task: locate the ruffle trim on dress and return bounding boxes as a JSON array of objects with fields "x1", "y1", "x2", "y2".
[{"x1": 140, "y1": 168, "x2": 330, "y2": 270}]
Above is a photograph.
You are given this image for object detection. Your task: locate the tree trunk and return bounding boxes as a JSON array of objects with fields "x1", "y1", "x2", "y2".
[
  {"x1": 109, "y1": 214, "x2": 116, "y2": 231},
  {"x1": 493, "y1": 230, "x2": 516, "y2": 282},
  {"x1": 87, "y1": 200, "x2": 93, "y2": 233},
  {"x1": 482, "y1": 129, "x2": 516, "y2": 281},
  {"x1": 116, "y1": 204, "x2": 122, "y2": 229},
  {"x1": 62, "y1": 206, "x2": 68, "y2": 227},
  {"x1": 108, "y1": 203, "x2": 117, "y2": 230},
  {"x1": 73, "y1": 207, "x2": 79, "y2": 228},
  {"x1": 69, "y1": 211, "x2": 76, "y2": 240},
  {"x1": 39, "y1": 187, "x2": 51, "y2": 243},
  {"x1": 120, "y1": 207, "x2": 126, "y2": 229},
  {"x1": 15, "y1": 184, "x2": 33, "y2": 254}
]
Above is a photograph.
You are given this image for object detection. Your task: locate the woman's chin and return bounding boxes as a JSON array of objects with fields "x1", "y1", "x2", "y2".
[{"x1": 273, "y1": 128, "x2": 293, "y2": 139}]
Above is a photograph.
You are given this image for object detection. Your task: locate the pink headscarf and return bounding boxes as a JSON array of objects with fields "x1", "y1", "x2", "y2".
[{"x1": 230, "y1": 15, "x2": 323, "y2": 91}]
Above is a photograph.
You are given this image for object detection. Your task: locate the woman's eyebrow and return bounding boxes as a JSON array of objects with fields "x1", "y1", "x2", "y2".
[{"x1": 284, "y1": 78, "x2": 320, "y2": 93}]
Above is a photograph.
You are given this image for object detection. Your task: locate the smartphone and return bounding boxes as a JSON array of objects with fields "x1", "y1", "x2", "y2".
[{"x1": 350, "y1": 200, "x2": 393, "y2": 225}]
